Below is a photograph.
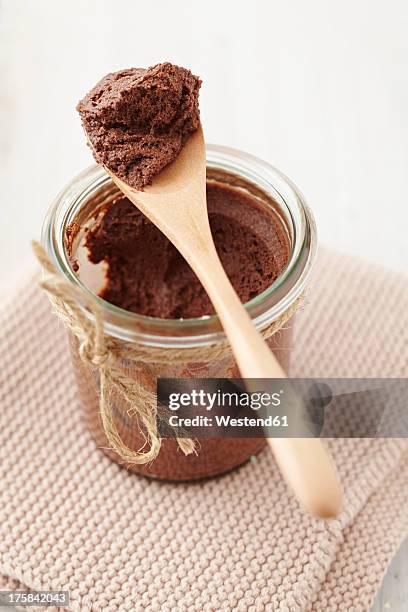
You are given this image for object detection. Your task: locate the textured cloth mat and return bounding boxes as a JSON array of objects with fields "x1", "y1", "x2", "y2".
[{"x1": 0, "y1": 248, "x2": 407, "y2": 611}]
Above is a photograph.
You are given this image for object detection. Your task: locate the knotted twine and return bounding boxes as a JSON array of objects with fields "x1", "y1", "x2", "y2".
[{"x1": 32, "y1": 240, "x2": 303, "y2": 465}]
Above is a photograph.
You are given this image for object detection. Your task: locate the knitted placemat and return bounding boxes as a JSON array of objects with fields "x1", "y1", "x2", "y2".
[{"x1": 0, "y1": 248, "x2": 407, "y2": 611}]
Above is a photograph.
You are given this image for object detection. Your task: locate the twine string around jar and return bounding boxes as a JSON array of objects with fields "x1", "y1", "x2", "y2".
[{"x1": 32, "y1": 240, "x2": 303, "y2": 465}]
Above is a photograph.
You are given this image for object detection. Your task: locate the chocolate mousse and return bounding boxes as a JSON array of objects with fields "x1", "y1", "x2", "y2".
[
  {"x1": 84, "y1": 180, "x2": 290, "y2": 319},
  {"x1": 77, "y1": 63, "x2": 201, "y2": 190}
]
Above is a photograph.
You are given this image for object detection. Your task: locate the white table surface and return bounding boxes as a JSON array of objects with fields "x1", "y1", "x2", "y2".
[{"x1": 1, "y1": 1, "x2": 407, "y2": 609}]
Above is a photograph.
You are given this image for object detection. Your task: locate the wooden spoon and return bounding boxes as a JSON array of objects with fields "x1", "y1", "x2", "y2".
[{"x1": 104, "y1": 126, "x2": 342, "y2": 518}]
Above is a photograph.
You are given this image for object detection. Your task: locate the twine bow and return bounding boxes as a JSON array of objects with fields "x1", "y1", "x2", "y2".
[
  {"x1": 32, "y1": 240, "x2": 303, "y2": 465},
  {"x1": 32, "y1": 241, "x2": 195, "y2": 464}
]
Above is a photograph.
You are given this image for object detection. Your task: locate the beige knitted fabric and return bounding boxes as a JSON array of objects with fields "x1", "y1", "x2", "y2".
[{"x1": 0, "y1": 248, "x2": 407, "y2": 612}]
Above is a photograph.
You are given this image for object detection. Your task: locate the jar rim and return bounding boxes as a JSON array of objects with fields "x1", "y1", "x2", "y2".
[{"x1": 42, "y1": 145, "x2": 317, "y2": 347}]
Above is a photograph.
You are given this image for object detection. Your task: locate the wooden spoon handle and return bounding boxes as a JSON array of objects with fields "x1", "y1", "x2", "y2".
[
  {"x1": 108, "y1": 157, "x2": 342, "y2": 518},
  {"x1": 187, "y1": 247, "x2": 342, "y2": 518},
  {"x1": 268, "y1": 438, "x2": 341, "y2": 518}
]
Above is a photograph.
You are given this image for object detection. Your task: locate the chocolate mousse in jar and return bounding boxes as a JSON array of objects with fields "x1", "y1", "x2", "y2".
[{"x1": 41, "y1": 145, "x2": 317, "y2": 481}]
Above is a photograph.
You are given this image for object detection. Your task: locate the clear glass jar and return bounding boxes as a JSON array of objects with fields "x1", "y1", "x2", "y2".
[{"x1": 42, "y1": 145, "x2": 317, "y2": 481}]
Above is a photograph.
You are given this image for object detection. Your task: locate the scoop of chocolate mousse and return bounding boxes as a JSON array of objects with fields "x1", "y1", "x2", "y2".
[{"x1": 77, "y1": 63, "x2": 201, "y2": 190}]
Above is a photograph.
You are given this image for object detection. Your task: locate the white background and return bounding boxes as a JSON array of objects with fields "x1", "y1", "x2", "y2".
[{"x1": 1, "y1": 0, "x2": 407, "y2": 299}]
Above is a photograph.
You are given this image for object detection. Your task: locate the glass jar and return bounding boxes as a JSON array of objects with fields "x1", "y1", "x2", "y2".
[{"x1": 41, "y1": 145, "x2": 317, "y2": 481}]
